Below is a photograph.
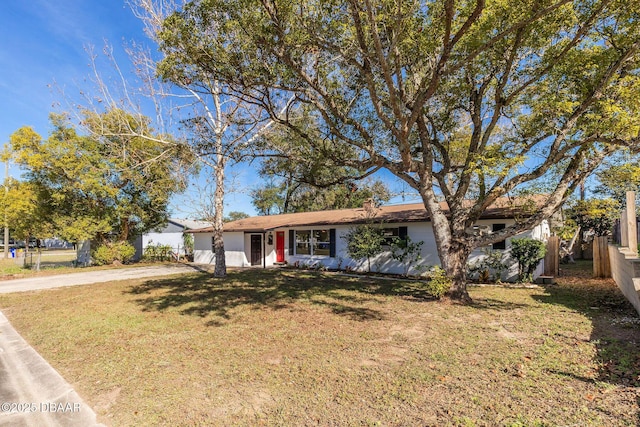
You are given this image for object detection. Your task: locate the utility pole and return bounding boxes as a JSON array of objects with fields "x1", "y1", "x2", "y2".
[{"x1": 4, "y1": 157, "x2": 8, "y2": 260}]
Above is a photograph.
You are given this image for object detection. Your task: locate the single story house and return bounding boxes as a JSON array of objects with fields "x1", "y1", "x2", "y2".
[
  {"x1": 134, "y1": 218, "x2": 211, "y2": 260},
  {"x1": 189, "y1": 200, "x2": 550, "y2": 280}
]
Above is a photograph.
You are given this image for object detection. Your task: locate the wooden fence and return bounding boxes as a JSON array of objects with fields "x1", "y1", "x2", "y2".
[
  {"x1": 544, "y1": 236, "x2": 559, "y2": 276},
  {"x1": 593, "y1": 236, "x2": 611, "y2": 278}
]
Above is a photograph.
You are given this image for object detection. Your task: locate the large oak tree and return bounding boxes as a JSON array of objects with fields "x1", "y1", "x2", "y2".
[{"x1": 158, "y1": 0, "x2": 640, "y2": 301}]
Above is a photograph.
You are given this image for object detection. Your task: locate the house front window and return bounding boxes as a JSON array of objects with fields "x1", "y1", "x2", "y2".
[
  {"x1": 492, "y1": 223, "x2": 506, "y2": 250},
  {"x1": 312, "y1": 229, "x2": 330, "y2": 255},
  {"x1": 295, "y1": 229, "x2": 330, "y2": 256},
  {"x1": 295, "y1": 230, "x2": 311, "y2": 255},
  {"x1": 381, "y1": 227, "x2": 400, "y2": 246}
]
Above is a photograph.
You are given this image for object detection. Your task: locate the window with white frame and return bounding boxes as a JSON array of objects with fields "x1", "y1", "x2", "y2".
[
  {"x1": 295, "y1": 229, "x2": 330, "y2": 256},
  {"x1": 295, "y1": 230, "x2": 311, "y2": 255},
  {"x1": 313, "y1": 229, "x2": 330, "y2": 255}
]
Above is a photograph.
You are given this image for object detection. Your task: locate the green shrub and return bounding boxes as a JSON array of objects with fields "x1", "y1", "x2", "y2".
[
  {"x1": 467, "y1": 249, "x2": 508, "y2": 283},
  {"x1": 510, "y1": 238, "x2": 547, "y2": 282},
  {"x1": 390, "y1": 236, "x2": 425, "y2": 276},
  {"x1": 426, "y1": 266, "x2": 451, "y2": 299},
  {"x1": 343, "y1": 224, "x2": 386, "y2": 272},
  {"x1": 92, "y1": 241, "x2": 135, "y2": 265},
  {"x1": 143, "y1": 243, "x2": 173, "y2": 261}
]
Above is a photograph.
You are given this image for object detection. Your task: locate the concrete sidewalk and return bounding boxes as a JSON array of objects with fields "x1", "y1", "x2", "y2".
[
  {"x1": 0, "y1": 311, "x2": 103, "y2": 426},
  {"x1": 0, "y1": 263, "x2": 211, "y2": 426}
]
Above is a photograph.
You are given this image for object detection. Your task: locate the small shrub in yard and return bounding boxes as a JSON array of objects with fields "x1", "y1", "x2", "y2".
[
  {"x1": 390, "y1": 236, "x2": 425, "y2": 276},
  {"x1": 143, "y1": 243, "x2": 173, "y2": 261},
  {"x1": 510, "y1": 237, "x2": 547, "y2": 282},
  {"x1": 467, "y1": 249, "x2": 507, "y2": 283},
  {"x1": 92, "y1": 241, "x2": 135, "y2": 265},
  {"x1": 343, "y1": 224, "x2": 386, "y2": 272},
  {"x1": 426, "y1": 266, "x2": 451, "y2": 299}
]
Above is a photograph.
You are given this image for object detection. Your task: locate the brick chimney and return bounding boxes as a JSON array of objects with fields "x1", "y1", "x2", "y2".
[{"x1": 363, "y1": 198, "x2": 375, "y2": 213}]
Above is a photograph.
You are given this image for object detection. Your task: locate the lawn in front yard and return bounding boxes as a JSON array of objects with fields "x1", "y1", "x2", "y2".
[{"x1": 0, "y1": 265, "x2": 638, "y2": 426}]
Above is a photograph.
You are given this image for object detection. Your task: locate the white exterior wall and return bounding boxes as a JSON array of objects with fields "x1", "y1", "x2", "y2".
[
  {"x1": 143, "y1": 232, "x2": 184, "y2": 252},
  {"x1": 193, "y1": 232, "x2": 248, "y2": 266},
  {"x1": 467, "y1": 219, "x2": 550, "y2": 281},
  {"x1": 193, "y1": 219, "x2": 550, "y2": 281}
]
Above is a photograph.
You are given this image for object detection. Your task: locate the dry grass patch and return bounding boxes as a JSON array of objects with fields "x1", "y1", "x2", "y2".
[{"x1": 0, "y1": 264, "x2": 638, "y2": 426}]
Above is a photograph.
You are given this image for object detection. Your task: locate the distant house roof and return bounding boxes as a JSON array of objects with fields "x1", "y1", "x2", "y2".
[
  {"x1": 170, "y1": 219, "x2": 212, "y2": 230},
  {"x1": 189, "y1": 198, "x2": 541, "y2": 233}
]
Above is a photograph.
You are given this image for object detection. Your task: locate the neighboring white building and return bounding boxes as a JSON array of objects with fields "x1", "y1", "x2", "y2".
[
  {"x1": 134, "y1": 219, "x2": 211, "y2": 260},
  {"x1": 188, "y1": 201, "x2": 550, "y2": 281}
]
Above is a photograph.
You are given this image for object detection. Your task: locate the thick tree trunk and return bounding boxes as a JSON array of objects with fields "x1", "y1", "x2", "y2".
[
  {"x1": 439, "y1": 241, "x2": 472, "y2": 303},
  {"x1": 420, "y1": 183, "x2": 473, "y2": 303},
  {"x1": 119, "y1": 218, "x2": 130, "y2": 242},
  {"x1": 213, "y1": 151, "x2": 226, "y2": 278}
]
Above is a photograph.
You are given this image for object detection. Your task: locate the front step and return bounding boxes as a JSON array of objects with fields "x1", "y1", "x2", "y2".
[{"x1": 535, "y1": 275, "x2": 556, "y2": 285}]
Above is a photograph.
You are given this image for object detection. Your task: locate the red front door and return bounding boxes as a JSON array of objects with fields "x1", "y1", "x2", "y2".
[{"x1": 276, "y1": 231, "x2": 285, "y2": 262}]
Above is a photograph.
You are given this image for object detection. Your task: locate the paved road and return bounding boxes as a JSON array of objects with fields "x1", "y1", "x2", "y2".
[
  {"x1": 0, "y1": 263, "x2": 210, "y2": 294},
  {"x1": 0, "y1": 263, "x2": 210, "y2": 426}
]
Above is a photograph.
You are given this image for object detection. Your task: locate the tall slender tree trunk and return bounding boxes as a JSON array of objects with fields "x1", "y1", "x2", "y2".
[
  {"x1": 213, "y1": 142, "x2": 226, "y2": 278},
  {"x1": 209, "y1": 80, "x2": 227, "y2": 278}
]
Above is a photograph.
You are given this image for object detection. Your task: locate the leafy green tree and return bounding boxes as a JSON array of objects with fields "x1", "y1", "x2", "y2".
[
  {"x1": 251, "y1": 114, "x2": 392, "y2": 214},
  {"x1": 567, "y1": 198, "x2": 620, "y2": 237},
  {"x1": 158, "y1": 0, "x2": 640, "y2": 302},
  {"x1": 7, "y1": 111, "x2": 190, "y2": 245},
  {"x1": 595, "y1": 161, "x2": 640, "y2": 207},
  {"x1": 251, "y1": 184, "x2": 285, "y2": 215},
  {"x1": 224, "y1": 211, "x2": 250, "y2": 222},
  {"x1": 252, "y1": 177, "x2": 391, "y2": 215},
  {"x1": 343, "y1": 223, "x2": 386, "y2": 273},
  {"x1": 510, "y1": 238, "x2": 547, "y2": 283},
  {"x1": 0, "y1": 179, "x2": 52, "y2": 255},
  {"x1": 390, "y1": 235, "x2": 424, "y2": 277}
]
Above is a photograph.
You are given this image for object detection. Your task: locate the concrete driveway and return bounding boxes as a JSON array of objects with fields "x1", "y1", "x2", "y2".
[{"x1": 0, "y1": 263, "x2": 211, "y2": 294}]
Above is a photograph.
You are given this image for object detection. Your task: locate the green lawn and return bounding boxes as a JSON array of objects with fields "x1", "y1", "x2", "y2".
[
  {"x1": 0, "y1": 265, "x2": 638, "y2": 426},
  {"x1": 0, "y1": 249, "x2": 78, "y2": 276}
]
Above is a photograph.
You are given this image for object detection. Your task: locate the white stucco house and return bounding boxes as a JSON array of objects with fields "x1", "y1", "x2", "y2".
[
  {"x1": 188, "y1": 200, "x2": 550, "y2": 280},
  {"x1": 134, "y1": 218, "x2": 211, "y2": 260}
]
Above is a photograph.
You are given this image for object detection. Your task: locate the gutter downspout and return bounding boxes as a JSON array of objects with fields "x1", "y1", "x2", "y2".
[{"x1": 263, "y1": 232, "x2": 266, "y2": 269}]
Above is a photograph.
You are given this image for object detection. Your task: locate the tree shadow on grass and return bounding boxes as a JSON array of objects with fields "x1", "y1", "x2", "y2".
[
  {"x1": 469, "y1": 297, "x2": 534, "y2": 311},
  {"x1": 532, "y1": 269, "x2": 640, "y2": 422},
  {"x1": 126, "y1": 269, "x2": 438, "y2": 325}
]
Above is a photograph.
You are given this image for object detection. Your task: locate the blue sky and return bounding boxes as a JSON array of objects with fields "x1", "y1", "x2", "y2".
[
  {"x1": 0, "y1": 0, "x2": 265, "y2": 217},
  {"x1": 0, "y1": 1, "x2": 144, "y2": 144},
  {"x1": 0, "y1": 1, "x2": 416, "y2": 219}
]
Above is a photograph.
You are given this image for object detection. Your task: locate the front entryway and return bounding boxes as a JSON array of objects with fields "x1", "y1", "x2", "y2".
[
  {"x1": 250, "y1": 235, "x2": 262, "y2": 266},
  {"x1": 276, "y1": 231, "x2": 285, "y2": 263}
]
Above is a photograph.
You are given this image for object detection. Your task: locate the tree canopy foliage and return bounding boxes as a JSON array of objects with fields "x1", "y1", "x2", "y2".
[
  {"x1": 250, "y1": 113, "x2": 392, "y2": 214},
  {"x1": 251, "y1": 177, "x2": 391, "y2": 215},
  {"x1": 567, "y1": 198, "x2": 620, "y2": 237},
  {"x1": 158, "y1": 0, "x2": 640, "y2": 301},
  {"x1": 595, "y1": 161, "x2": 640, "y2": 206},
  {"x1": 7, "y1": 111, "x2": 191, "y2": 243},
  {"x1": 0, "y1": 179, "x2": 51, "y2": 243}
]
